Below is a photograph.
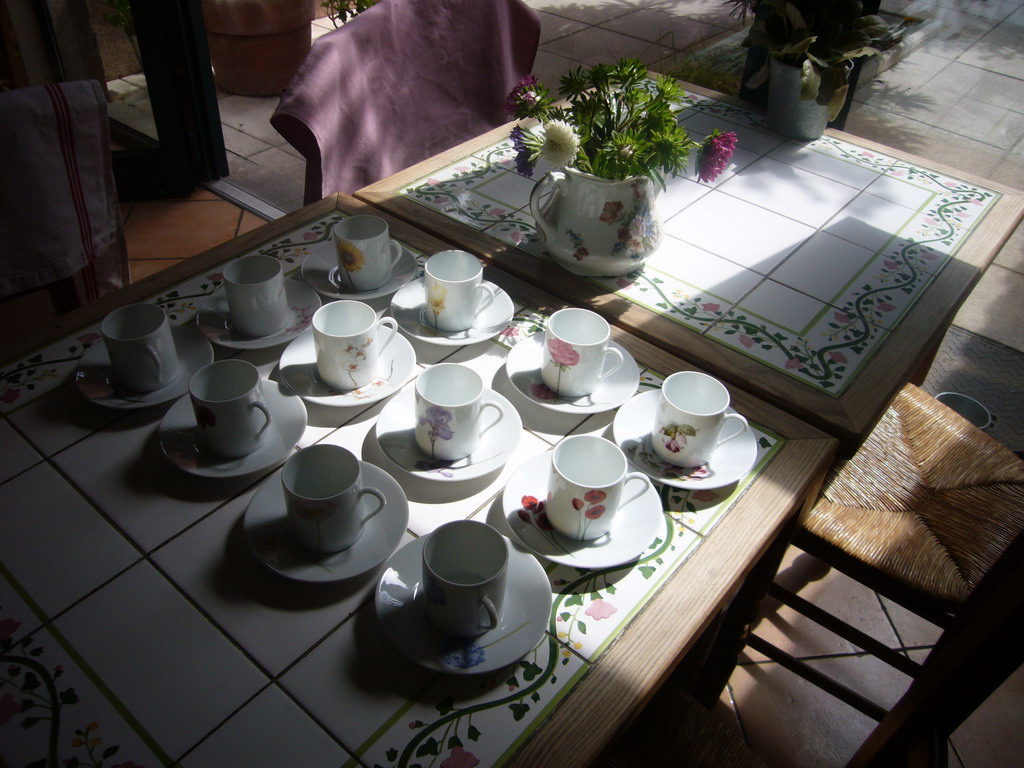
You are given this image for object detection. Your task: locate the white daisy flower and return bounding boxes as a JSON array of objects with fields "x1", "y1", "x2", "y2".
[{"x1": 540, "y1": 120, "x2": 580, "y2": 169}]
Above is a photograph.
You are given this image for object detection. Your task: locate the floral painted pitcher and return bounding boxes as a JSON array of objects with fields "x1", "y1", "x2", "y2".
[{"x1": 530, "y1": 167, "x2": 662, "y2": 277}]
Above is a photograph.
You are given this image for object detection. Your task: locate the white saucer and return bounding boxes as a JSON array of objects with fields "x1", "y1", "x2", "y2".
[
  {"x1": 278, "y1": 330, "x2": 416, "y2": 407},
  {"x1": 390, "y1": 279, "x2": 515, "y2": 345},
  {"x1": 613, "y1": 389, "x2": 758, "y2": 489},
  {"x1": 375, "y1": 386, "x2": 521, "y2": 481},
  {"x1": 301, "y1": 242, "x2": 418, "y2": 300},
  {"x1": 158, "y1": 380, "x2": 307, "y2": 478},
  {"x1": 75, "y1": 326, "x2": 213, "y2": 409},
  {"x1": 502, "y1": 453, "x2": 664, "y2": 568},
  {"x1": 243, "y1": 461, "x2": 409, "y2": 582},
  {"x1": 375, "y1": 534, "x2": 550, "y2": 674},
  {"x1": 194, "y1": 280, "x2": 321, "y2": 349},
  {"x1": 504, "y1": 335, "x2": 640, "y2": 414}
]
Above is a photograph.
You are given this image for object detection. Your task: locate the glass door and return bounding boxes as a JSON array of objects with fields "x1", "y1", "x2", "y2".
[{"x1": 34, "y1": 0, "x2": 226, "y2": 199}]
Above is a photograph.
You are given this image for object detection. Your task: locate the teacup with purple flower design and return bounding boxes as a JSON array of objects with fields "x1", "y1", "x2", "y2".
[
  {"x1": 541, "y1": 308, "x2": 623, "y2": 398},
  {"x1": 652, "y1": 371, "x2": 749, "y2": 467},
  {"x1": 414, "y1": 363, "x2": 503, "y2": 461},
  {"x1": 547, "y1": 434, "x2": 651, "y2": 541}
]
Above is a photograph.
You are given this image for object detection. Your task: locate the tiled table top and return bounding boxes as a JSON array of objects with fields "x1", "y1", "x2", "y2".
[
  {"x1": 0, "y1": 198, "x2": 834, "y2": 768},
  {"x1": 356, "y1": 83, "x2": 1024, "y2": 451}
]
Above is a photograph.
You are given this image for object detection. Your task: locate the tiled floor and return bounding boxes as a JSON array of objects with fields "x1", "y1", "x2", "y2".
[{"x1": 3, "y1": 2, "x2": 1021, "y2": 766}]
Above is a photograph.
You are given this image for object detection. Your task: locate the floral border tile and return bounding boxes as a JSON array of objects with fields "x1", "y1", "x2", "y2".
[
  {"x1": 548, "y1": 515, "x2": 702, "y2": 662},
  {"x1": 1, "y1": 572, "x2": 168, "y2": 768},
  {"x1": 344, "y1": 633, "x2": 589, "y2": 768}
]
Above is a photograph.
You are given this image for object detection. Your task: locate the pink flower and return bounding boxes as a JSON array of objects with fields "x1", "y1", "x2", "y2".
[
  {"x1": 701, "y1": 303, "x2": 720, "y2": 313},
  {"x1": 0, "y1": 617, "x2": 20, "y2": 641},
  {"x1": 585, "y1": 598, "x2": 618, "y2": 620},
  {"x1": 834, "y1": 311, "x2": 850, "y2": 324},
  {"x1": 584, "y1": 489, "x2": 607, "y2": 503},
  {"x1": 441, "y1": 747, "x2": 480, "y2": 768},
  {"x1": 697, "y1": 130, "x2": 738, "y2": 183},
  {"x1": 739, "y1": 334, "x2": 755, "y2": 349},
  {"x1": 877, "y1": 302, "x2": 896, "y2": 312},
  {"x1": 206, "y1": 272, "x2": 224, "y2": 282},
  {"x1": 0, "y1": 692, "x2": 19, "y2": 726},
  {"x1": 785, "y1": 358, "x2": 804, "y2": 370},
  {"x1": 616, "y1": 277, "x2": 632, "y2": 289},
  {"x1": 535, "y1": 511, "x2": 554, "y2": 531},
  {"x1": 584, "y1": 505, "x2": 606, "y2": 519},
  {"x1": 884, "y1": 260, "x2": 899, "y2": 270},
  {"x1": 499, "y1": 326, "x2": 520, "y2": 339},
  {"x1": 77, "y1": 332, "x2": 101, "y2": 344},
  {"x1": 303, "y1": 231, "x2": 317, "y2": 240},
  {"x1": 547, "y1": 337, "x2": 579, "y2": 367},
  {"x1": 829, "y1": 351, "x2": 848, "y2": 363}
]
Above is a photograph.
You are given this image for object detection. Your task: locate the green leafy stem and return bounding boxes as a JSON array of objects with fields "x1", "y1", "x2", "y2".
[{"x1": 1, "y1": 652, "x2": 66, "y2": 768}]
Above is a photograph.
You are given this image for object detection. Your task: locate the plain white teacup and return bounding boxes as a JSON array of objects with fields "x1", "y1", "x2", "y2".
[
  {"x1": 331, "y1": 215, "x2": 403, "y2": 292},
  {"x1": 311, "y1": 300, "x2": 398, "y2": 390},
  {"x1": 541, "y1": 308, "x2": 623, "y2": 398},
  {"x1": 188, "y1": 359, "x2": 272, "y2": 458},
  {"x1": 223, "y1": 254, "x2": 290, "y2": 338},
  {"x1": 652, "y1": 371, "x2": 749, "y2": 467},
  {"x1": 422, "y1": 520, "x2": 508, "y2": 638},
  {"x1": 282, "y1": 444, "x2": 385, "y2": 553},
  {"x1": 414, "y1": 363, "x2": 502, "y2": 461},
  {"x1": 423, "y1": 250, "x2": 497, "y2": 332},
  {"x1": 547, "y1": 435, "x2": 651, "y2": 541},
  {"x1": 100, "y1": 303, "x2": 180, "y2": 392}
]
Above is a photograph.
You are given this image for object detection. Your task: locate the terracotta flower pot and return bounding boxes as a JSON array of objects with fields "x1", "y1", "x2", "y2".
[{"x1": 202, "y1": 0, "x2": 317, "y2": 96}]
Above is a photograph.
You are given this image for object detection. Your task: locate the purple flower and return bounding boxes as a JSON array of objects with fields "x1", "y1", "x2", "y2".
[
  {"x1": 697, "y1": 130, "x2": 738, "y2": 183},
  {"x1": 510, "y1": 125, "x2": 534, "y2": 177},
  {"x1": 419, "y1": 405, "x2": 453, "y2": 440},
  {"x1": 506, "y1": 74, "x2": 540, "y2": 115}
]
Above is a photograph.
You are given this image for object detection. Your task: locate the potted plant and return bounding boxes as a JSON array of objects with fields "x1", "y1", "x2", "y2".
[
  {"x1": 201, "y1": 0, "x2": 317, "y2": 96},
  {"x1": 507, "y1": 58, "x2": 737, "y2": 277},
  {"x1": 741, "y1": 0, "x2": 888, "y2": 139}
]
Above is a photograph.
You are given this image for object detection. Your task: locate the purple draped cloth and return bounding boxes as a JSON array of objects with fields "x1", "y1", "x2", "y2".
[
  {"x1": 271, "y1": 0, "x2": 540, "y2": 203},
  {"x1": 0, "y1": 80, "x2": 128, "y2": 303}
]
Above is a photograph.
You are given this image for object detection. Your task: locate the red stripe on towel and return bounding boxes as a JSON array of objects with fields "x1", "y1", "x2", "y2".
[{"x1": 45, "y1": 83, "x2": 100, "y2": 302}]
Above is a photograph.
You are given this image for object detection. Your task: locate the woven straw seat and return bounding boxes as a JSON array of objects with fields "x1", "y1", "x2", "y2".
[{"x1": 798, "y1": 383, "x2": 1024, "y2": 622}]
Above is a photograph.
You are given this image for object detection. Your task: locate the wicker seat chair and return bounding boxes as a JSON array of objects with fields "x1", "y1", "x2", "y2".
[{"x1": 746, "y1": 382, "x2": 1024, "y2": 758}]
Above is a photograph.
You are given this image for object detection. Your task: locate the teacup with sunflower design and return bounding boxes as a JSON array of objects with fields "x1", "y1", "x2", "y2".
[{"x1": 331, "y1": 215, "x2": 403, "y2": 292}]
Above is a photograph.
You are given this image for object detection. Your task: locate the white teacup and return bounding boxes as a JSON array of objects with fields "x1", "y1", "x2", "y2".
[
  {"x1": 652, "y1": 371, "x2": 749, "y2": 467},
  {"x1": 422, "y1": 520, "x2": 508, "y2": 638},
  {"x1": 331, "y1": 215, "x2": 403, "y2": 292},
  {"x1": 100, "y1": 303, "x2": 180, "y2": 392},
  {"x1": 223, "y1": 254, "x2": 290, "y2": 338},
  {"x1": 541, "y1": 308, "x2": 623, "y2": 398},
  {"x1": 282, "y1": 444, "x2": 385, "y2": 553},
  {"x1": 189, "y1": 359, "x2": 272, "y2": 458},
  {"x1": 547, "y1": 435, "x2": 651, "y2": 541},
  {"x1": 311, "y1": 300, "x2": 398, "y2": 390},
  {"x1": 414, "y1": 363, "x2": 502, "y2": 461},
  {"x1": 423, "y1": 250, "x2": 497, "y2": 332}
]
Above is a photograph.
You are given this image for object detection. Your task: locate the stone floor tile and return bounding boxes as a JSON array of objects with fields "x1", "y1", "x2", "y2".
[
  {"x1": 536, "y1": 10, "x2": 588, "y2": 44},
  {"x1": 524, "y1": 0, "x2": 635, "y2": 25},
  {"x1": 952, "y1": 663, "x2": 1024, "y2": 768},
  {"x1": 600, "y1": 7, "x2": 730, "y2": 49},
  {"x1": 953, "y1": 263, "x2": 1024, "y2": 353},
  {"x1": 541, "y1": 24, "x2": 675, "y2": 68},
  {"x1": 247, "y1": 145, "x2": 306, "y2": 186},
  {"x1": 958, "y1": 24, "x2": 1024, "y2": 79},
  {"x1": 216, "y1": 94, "x2": 282, "y2": 145},
  {"x1": 221, "y1": 123, "x2": 273, "y2": 160}
]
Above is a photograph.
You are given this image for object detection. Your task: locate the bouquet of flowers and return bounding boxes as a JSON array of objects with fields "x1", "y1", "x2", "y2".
[{"x1": 506, "y1": 58, "x2": 738, "y2": 187}]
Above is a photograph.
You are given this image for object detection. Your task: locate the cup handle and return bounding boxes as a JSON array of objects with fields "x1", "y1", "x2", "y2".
[
  {"x1": 385, "y1": 240, "x2": 403, "y2": 272},
  {"x1": 377, "y1": 317, "x2": 399, "y2": 353},
  {"x1": 596, "y1": 347, "x2": 624, "y2": 385},
  {"x1": 252, "y1": 401, "x2": 273, "y2": 440},
  {"x1": 477, "y1": 401, "x2": 504, "y2": 439},
  {"x1": 358, "y1": 487, "x2": 386, "y2": 526},
  {"x1": 621, "y1": 472, "x2": 652, "y2": 509},
  {"x1": 481, "y1": 596, "x2": 499, "y2": 631},
  {"x1": 476, "y1": 283, "x2": 497, "y2": 316},
  {"x1": 716, "y1": 413, "x2": 749, "y2": 447}
]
